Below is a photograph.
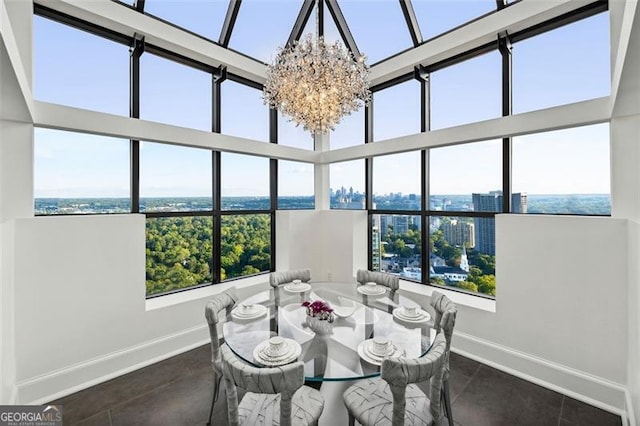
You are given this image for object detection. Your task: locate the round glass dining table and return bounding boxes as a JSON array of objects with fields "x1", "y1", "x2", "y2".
[{"x1": 222, "y1": 281, "x2": 436, "y2": 382}]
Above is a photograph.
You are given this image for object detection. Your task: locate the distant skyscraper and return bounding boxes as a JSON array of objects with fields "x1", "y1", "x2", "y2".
[
  {"x1": 442, "y1": 219, "x2": 475, "y2": 248},
  {"x1": 372, "y1": 216, "x2": 381, "y2": 271},
  {"x1": 392, "y1": 215, "x2": 409, "y2": 235},
  {"x1": 472, "y1": 191, "x2": 526, "y2": 255}
]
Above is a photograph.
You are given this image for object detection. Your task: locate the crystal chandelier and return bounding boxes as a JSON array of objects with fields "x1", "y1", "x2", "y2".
[{"x1": 263, "y1": 1, "x2": 371, "y2": 134}]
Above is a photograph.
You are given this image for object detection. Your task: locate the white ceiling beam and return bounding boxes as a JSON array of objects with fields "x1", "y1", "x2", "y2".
[
  {"x1": 320, "y1": 97, "x2": 610, "y2": 164},
  {"x1": 0, "y1": 0, "x2": 33, "y2": 122},
  {"x1": 35, "y1": 0, "x2": 267, "y2": 84},
  {"x1": 369, "y1": 0, "x2": 591, "y2": 86},
  {"x1": 611, "y1": 0, "x2": 640, "y2": 118},
  {"x1": 34, "y1": 101, "x2": 318, "y2": 163}
]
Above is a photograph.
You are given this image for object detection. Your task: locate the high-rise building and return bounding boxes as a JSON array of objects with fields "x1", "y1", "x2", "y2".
[
  {"x1": 472, "y1": 191, "x2": 526, "y2": 255},
  {"x1": 392, "y1": 215, "x2": 409, "y2": 235},
  {"x1": 442, "y1": 219, "x2": 475, "y2": 248},
  {"x1": 371, "y1": 216, "x2": 381, "y2": 271}
]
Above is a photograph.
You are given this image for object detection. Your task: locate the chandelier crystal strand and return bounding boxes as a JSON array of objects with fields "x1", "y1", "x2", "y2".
[{"x1": 262, "y1": 1, "x2": 370, "y2": 134}]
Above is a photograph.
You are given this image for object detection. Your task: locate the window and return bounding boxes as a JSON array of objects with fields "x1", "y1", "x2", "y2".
[
  {"x1": 429, "y1": 216, "x2": 495, "y2": 296},
  {"x1": 140, "y1": 142, "x2": 212, "y2": 212},
  {"x1": 371, "y1": 214, "x2": 422, "y2": 280},
  {"x1": 372, "y1": 152, "x2": 421, "y2": 211},
  {"x1": 228, "y1": 1, "x2": 299, "y2": 63},
  {"x1": 412, "y1": 0, "x2": 496, "y2": 41},
  {"x1": 278, "y1": 161, "x2": 314, "y2": 210},
  {"x1": 331, "y1": 160, "x2": 365, "y2": 210},
  {"x1": 146, "y1": 216, "x2": 213, "y2": 296},
  {"x1": 221, "y1": 81, "x2": 269, "y2": 142},
  {"x1": 221, "y1": 153, "x2": 270, "y2": 210},
  {"x1": 338, "y1": 1, "x2": 413, "y2": 64},
  {"x1": 513, "y1": 12, "x2": 610, "y2": 113},
  {"x1": 221, "y1": 214, "x2": 271, "y2": 280},
  {"x1": 512, "y1": 124, "x2": 610, "y2": 215},
  {"x1": 278, "y1": 113, "x2": 314, "y2": 150},
  {"x1": 143, "y1": 0, "x2": 227, "y2": 41},
  {"x1": 140, "y1": 53, "x2": 211, "y2": 131},
  {"x1": 33, "y1": 16, "x2": 128, "y2": 116},
  {"x1": 373, "y1": 80, "x2": 421, "y2": 141},
  {"x1": 430, "y1": 140, "x2": 502, "y2": 212},
  {"x1": 330, "y1": 109, "x2": 364, "y2": 150},
  {"x1": 34, "y1": 128, "x2": 130, "y2": 214},
  {"x1": 430, "y1": 52, "x2": 501, "y2": 130}
]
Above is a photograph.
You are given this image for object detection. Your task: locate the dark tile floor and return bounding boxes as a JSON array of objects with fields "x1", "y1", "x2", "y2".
[{"x1": 50, "y1": 345, "x2": 623, "y2": 426}]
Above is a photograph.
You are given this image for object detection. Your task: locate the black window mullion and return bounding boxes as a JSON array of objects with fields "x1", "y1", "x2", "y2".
[
  {"x1": 499, "y1": 32, "x2": 512, "y2": 213},
  {"x1": 365, "y1": 102, "x2": 374, "y2": 270},
  {"x1": 415, "y1": 65, "x2": 430, "y2": 285},
  {"x1": 270, "y1": 108, "x2": 278, "y2": 272},
  {"x1": 212, "y1": 67, "x2": 226, "y2": 283},
  {"x1": 130, "y1": 34, "x2": 144, "y2": 214}
]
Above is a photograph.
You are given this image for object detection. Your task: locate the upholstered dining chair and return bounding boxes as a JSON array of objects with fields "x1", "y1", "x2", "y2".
[
  {"x1": 429, "y1": 291, "x2": 458, "y2": 426},
  {"x1": 343, "y1": 331, "x2": 448, "y2": 426},
  {"x1": 269, "y1": 268, "x2": 312, "y2": 288},
  {"x1": 204, "y1": 288, "x2": 238, "y2": 426},
  {"x1": 219, "y1": 343, "x2": 325, "y2": 426},
  {"x1": 356, "y1": 269, "x2": 400, "y2": 296}
]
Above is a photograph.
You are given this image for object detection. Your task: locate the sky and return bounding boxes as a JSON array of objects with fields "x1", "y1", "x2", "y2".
[{"x1": 33, "y1": 1, "x2": 610, "y2": 199}]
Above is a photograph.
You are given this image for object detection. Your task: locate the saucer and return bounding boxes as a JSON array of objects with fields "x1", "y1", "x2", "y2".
[
  {"x1": 231, "y1": 304, "x2": 267, "y2": 321},
  {"x1": 253, "y1": 338, "x2": 302, "y2": 366},
  {"x1": 283, "y1": 282, "x2": 312, "y2": 293},
  {"x1": 357, "y1": 285, "x2": 386, "y2": 296},
  {"x1": 357, "y1": 339, "x2": 405, "y2": 365},
  {"x1": 392, "y1": 307, "x2": 431, "y2": 323}
]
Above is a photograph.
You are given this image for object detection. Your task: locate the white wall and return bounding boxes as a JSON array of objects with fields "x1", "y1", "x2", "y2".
[
  {"x1": 628, "y1": 220, "x2": 640, "y2": 426},
  {"x1": 450, "y1": 214, "x2": 628, "y2": 412},
  {"x1": 10, "y1": 214, "x2": 258, "y2": 403},
  {"x1": 276, "y1": 210, "x2": 368, "y2": 283}
]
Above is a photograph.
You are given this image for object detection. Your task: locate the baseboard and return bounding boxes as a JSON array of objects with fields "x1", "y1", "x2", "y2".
[
  {"x1": 16, "y1": 323, "x2": 210, "y2": 404},
  {"x1": 452, "y1": 330, "x2": 627, "y2": 417},
  {"x1": 626, "y1": 389, "x2": 637, "y2": 426}
]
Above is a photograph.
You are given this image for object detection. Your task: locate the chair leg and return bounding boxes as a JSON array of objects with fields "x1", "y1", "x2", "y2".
[
  {"x1": 348, "y1": 413, "x2": 355, "y2": 426},
  {"x1": 443, "y1": 379, "x2": 453, "y2": 426},
  {"x1": 206, "y1": 373, "x2": 222, "y2": 426}
]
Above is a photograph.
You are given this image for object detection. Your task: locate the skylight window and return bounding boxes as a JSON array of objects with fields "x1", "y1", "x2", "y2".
[
  {"x1": 143, "y1": 0, "x2": 228, "y2": 42},
  {"x1": 412, "y1": 0, "x2": 496, "y2": 41},
  {"x1": 338, "y1": 1, "x2": 413, "y2": 64},
  {"x1": 228, "y1": 1, "x2": 300, "y2": 63}
]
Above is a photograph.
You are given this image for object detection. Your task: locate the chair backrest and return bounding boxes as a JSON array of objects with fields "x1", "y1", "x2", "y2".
[
  {"x1": 269, "y1": 268, "x2": 311, "y2": 288},
  {"x1": 204, "y1": 288, "x2": 238, "y2": 370},
  {"x1": 219, "y1": 344, "x2": 305, "y2": 426},
  {"x1": 429, "y1": 291, "x2": 457, "y2": 354},
  {"x1": 356, "y1": 269, "x2": 400, "y2": 292},
  {"x1": 381, "y1": 331, "x2": 447, "y2": 425}
]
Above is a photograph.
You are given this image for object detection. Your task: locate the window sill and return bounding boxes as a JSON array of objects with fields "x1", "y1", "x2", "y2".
[
  {"x1": 145, "y1": 274, "x2": 269, "y2": 311},
  {"x1": 399, "y1": 279, "x2": 496, "y2": 313}
]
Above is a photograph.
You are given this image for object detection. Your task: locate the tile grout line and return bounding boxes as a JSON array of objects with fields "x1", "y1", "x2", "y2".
[
  {"x1": 451, "y1": 361, "x2": 482, "y2": 407},
  {"x1": 107, "y1": 408, "x2": 113, "y2": 426},
  {"x1": 557, "y1": 395, "x2": 565, "y2": 426}
]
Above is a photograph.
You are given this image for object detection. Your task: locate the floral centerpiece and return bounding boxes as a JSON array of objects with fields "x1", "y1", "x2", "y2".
[{"x1": 302, "y1": 299, "x2": 335, "y2": 323}]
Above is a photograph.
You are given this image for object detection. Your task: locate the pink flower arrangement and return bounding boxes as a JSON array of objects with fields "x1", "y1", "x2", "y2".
[{"x1": 302, "y1": 299, "x2": 334, "y2": 322}]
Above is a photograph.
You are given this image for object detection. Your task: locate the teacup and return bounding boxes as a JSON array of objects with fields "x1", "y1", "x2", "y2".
[
  {"x1": 265, "y1": 336, "x2": 287, "y2": 357},
  {"x1": 370, "y1": 336, "x2": 392, "y2": 356},
  {"x1": 240, "y1": 304, "x2": 256, "y2": 314},
  {"x1": 403, "y1": 305, "x2": 419, "y2": 318},
  {"x1": 291, "y1": 279, "x2": 303, "y2": 287},
  {"x1": 365, "y1": 282, "x2": 377, "y2": 290}
]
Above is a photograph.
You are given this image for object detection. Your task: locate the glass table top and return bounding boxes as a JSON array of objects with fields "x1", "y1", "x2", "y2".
[{"x1": 223, "y1": 281, "x2": 436, "y2": 382}]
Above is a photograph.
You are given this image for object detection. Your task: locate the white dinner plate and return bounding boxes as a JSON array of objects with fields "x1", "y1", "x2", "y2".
[
  {"x1": 357, "y1": 285, "x2": 387, "y2": 296},
  {"x1": 231, "y1": 304, "x2": 268, "y2": 321},
  {"x1": 283, "y1": 283, "x2": 312, "y2": 293},
  {"x1": 253, "y1": 338, "x2": 302, "y2": 366},
  {"x1": 357, "y1": 339, "x2": 405, "y2": 366},
  {"x1": 392, "y1": 307, "x2": 431, "y2": 323}
]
